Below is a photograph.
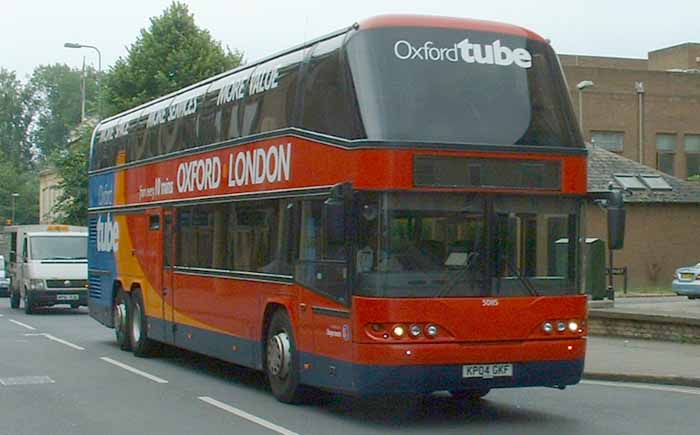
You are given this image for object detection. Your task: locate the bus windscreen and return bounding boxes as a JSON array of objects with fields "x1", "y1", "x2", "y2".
[{"x1": 346, "y1": 27, "x2": 581, "y2": 147}]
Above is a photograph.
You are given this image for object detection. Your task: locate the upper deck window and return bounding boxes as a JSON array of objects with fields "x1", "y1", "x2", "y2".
[{"x1": 346, "y1": 27, "x2": 581, "y2": 148}]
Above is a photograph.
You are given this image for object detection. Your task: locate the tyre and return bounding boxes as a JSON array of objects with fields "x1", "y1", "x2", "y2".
[
  {"x1": 450, "y1": 388, "x2": 490, "y2": 401},
  {"x1": 265, "y1": 310, "x2": 305, "y2": 403},
  {"x1": 24, "y1": 292, "x2": 34, "y2": 315},
  {"x1": 114, "y1": 289, "x2": 131, "y2": 351},
  {"x1": 10, "y1": 289, "x2": 20, "y2": 309},
  {"x1": 129, "y1": 288, "x2": 156, "y2": 357}
]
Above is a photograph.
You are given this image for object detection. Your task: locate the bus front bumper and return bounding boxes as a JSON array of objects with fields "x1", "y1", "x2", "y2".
[{"x1": 300, "y1": 339, "x2": 586, "y2": 395}]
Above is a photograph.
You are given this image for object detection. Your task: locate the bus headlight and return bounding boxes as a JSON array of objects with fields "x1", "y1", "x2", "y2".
[
  {"x1": 409, "y1": 324, "x2": 422, "y2": 337},
  {"x1": 425, "y1": 324, "x2": 439, "y2": 337},
  {"x1": 29, "y1": 279, "x2": 45, "y2": 290},
  {"x1": 568, "y1": 320, "x2": 580, "y2": 332},
  {"x1": 557, "y1": 321, "x2": 567, "y2": 332},
  {"x1": 543, "y1": 322, "x2": 554, "y2": 333},
  {"x1": 392, "y1": 325, "x2": 406, "y2": 338}
]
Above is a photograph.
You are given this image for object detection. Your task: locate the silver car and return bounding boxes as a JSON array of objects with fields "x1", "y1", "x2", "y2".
[{"x1": 672, "y1": 263, "x2": 700, "y2": 300}]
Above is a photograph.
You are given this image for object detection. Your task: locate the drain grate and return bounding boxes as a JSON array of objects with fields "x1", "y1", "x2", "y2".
[{"x1": 0, "y1": 376, "x2": 55, "y2": 386}]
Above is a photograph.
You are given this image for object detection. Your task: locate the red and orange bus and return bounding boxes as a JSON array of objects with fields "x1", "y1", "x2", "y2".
[{"x1": 89, "y1": 14, "x2": 593, "y2": 402}]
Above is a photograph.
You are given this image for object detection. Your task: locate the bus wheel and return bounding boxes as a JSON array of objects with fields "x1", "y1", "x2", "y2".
[
  {"x1": 10, "y1": 289, "x2": 20, "y2": 309},
  {"x1": 265, "y1": 310, "x2": 304, "y2": 403},
  {"x1": 114, "y1": 289, "x2": 131, "y2": 351},
  {"x1": 129, "y1": 289, "x2": 156, "y2": 357},
  {"x1": 450, "y1": 388, "x2": 490, "y2": 401}
]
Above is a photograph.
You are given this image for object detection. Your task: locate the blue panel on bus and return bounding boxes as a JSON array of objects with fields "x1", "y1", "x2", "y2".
[{"x1": 88, "y1": 172, "x2": 115, "y2": 208}]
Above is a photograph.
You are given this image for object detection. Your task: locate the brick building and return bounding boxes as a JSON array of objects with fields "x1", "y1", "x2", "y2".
[
  {"x1": 561, "y1": 43, "x2": 700, "y2": 179},
  {"x1": 559, "y1": 43, "x2": 700, "y2": 289},
  {"x1": 585, "y1": 147, "x2": 700, "y2": 289}
]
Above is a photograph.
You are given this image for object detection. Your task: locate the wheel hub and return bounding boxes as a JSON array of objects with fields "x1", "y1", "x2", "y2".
[
  {"x1": 114, "y1": 302, "x2": 126, "y2": 331},
  {"x1": 131, "y1": 303, "x2": 141, "y2": 341},
  {"x1": 267, "y1": 332, "x2": 291, "y2": 378}
]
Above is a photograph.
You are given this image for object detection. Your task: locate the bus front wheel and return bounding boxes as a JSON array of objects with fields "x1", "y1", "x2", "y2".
[{"x1": 265, "y1": 310, "x2": 304, "y2": 403}]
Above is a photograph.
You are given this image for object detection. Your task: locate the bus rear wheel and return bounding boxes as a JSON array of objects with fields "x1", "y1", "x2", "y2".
[
  {"x1": 265, "y1": 310, "x2": 304, "y2": 403},
  {"x1": 114, "y1": 289, "x2": 131, "y2": 351},
  {"x1": 129, "y1": 288, "x2": 156, "y2": 357}
]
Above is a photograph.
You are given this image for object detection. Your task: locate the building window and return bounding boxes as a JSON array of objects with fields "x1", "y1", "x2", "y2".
[
  {"x1": 656, "y1": 133, "x2": 676, "y2": 175},
  {"x1": 684, "y1": 134, "x2": 700, "y2": 178},
  {"x1": 591, "y1": 131, "x2": 624, "y2": 152}
]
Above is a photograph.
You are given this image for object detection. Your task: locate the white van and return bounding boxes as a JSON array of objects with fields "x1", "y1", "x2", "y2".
[{"x1": 5, "y1": 225, "x2": 88, "y2": 314}]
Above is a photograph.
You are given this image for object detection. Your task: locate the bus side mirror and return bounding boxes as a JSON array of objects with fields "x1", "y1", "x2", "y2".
[
  {"x1": 607, "y1": 191, "x2": 626, "y2": 250},
  {"x1": 324, "y1": 183, "x2": 353, "y2": 247}
]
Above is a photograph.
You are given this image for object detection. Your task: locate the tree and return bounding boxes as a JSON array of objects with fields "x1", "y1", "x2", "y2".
[
  {"x1": 49, "y1": 122, "x2": 93, "y2": 225},
  {"x1": 0, "y1": 68, "x2": 33, "y2": 168},
  {"x1": 0, "y1": 153, "x2": 39, "y2": 225},
  {"x1": 103, "y1": 1, "x2": 243, "y2": 115},
  {"x1": 28, "y1": 63, "x2": 98, "y2": 159}
]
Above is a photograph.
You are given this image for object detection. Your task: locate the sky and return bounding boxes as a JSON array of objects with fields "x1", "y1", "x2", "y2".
[{"x1": 2, "y1": 0, "x2": 699, "y2": 81}]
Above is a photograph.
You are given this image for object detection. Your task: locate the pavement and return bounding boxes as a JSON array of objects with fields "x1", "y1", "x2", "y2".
[{"x1": 584, "y1": 295, "x2": 700, "y2": 388}]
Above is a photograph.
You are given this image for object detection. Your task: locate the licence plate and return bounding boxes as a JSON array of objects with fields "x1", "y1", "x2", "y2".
[
  {"x1": 56, "y1": 294, "x2": 79, "y2": 301},
  {"x1": 462, "y1": 363, "x2": 513, "y2": 379},
  {"x1": 681, "y1": 273, "x2": 694, "y2": 280}
]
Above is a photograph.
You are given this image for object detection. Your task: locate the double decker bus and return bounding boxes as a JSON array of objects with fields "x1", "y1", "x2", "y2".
[{"x1": 88, "y1": 14, "x2": 591, "y2": 403}]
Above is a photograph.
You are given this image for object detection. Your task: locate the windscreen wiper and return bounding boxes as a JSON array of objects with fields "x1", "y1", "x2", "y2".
[
  {"x1": 436, "y1": 252, "x2": 480, "y2": 297},
  {"x1": 503, "y1": 256, "x2": 538, "y2": 297}
]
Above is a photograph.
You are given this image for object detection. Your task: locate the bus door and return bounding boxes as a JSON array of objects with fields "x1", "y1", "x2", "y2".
[
  {"x1": 297, "y1": 197, "x2": 353, "y2": 382},
  {"x1": 145, "y1": 209, "x2": 165, "y2": 341},
  {"x1": 162, "y1": 208, "x2": 175, "y2": 343}
]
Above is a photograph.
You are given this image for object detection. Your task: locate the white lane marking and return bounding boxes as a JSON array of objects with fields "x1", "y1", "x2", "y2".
[
  {"x1": 198, "y1": 396, "x2": 301, "y2": 435},
  {"x1": 100, "y1": 357, "x2": 168, "y2": 384},
  {"x1": 23, "y1": 333, "x2": 85, "y2": 350},
  {"x1": 43, "y1": 334, "x2": 85, "y2": 350},
  {"x1": 0, "y1": 313, "x2": 4, "y2": 317},
  {"x1": 9, "y1": 319, "x2": 36, "y2": 330},
  {"x1": 582, "y1": 380, "x2": 700, "y2": 396},
  {"x1": 0, "y1": 376, "x2": 55, "y2": 386}
]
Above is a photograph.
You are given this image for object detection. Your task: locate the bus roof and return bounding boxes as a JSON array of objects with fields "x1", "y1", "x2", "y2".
[
  {"x1": 93, "y1": 14, "x2": 545, "y2": 132},
  {"x1": 358, "y1": 14, "x2": 545, "y2": 42}
]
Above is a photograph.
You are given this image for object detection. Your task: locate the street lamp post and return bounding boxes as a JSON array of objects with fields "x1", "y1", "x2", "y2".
[
  {"x1": 64, "y1": 42, "x2": 102, "y2": 119},
  {"x1": 11, "y1": 193, "x2": 19, "y2": 224},
  {"x1": 576, "y1": 80, "x2": 595, "y2": 140}
]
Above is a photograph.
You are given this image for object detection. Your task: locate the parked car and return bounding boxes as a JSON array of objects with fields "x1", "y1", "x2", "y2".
[
  {"x1": 0, "y1": 255, "x2": 9, "y2": 297},
  {"x1": 672, "y1": 263, "x2": 700, "y2": 300}
]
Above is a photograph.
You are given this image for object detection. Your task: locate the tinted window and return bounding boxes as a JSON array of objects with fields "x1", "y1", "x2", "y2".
[
  {"x1": 206, "y1": 69, "x2": 252, "y2": 143},
  {"x1": 301, "y1": 35, "x2": 365, "y2": 139},
  {"x1": 346, "y1": 27, "x2": 581, "y2": 147},
  {"x1": 241, "y1": 51, "x2": 303, "y2": 136},
  {"x1": 295, "y1": 199, "x2": 349, "y2": 303},
  {"x1": 176, "y1": 200, "x2": 290, "y2": 275}
]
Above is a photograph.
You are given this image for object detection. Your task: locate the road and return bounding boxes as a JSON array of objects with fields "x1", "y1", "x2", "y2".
[{"x1": 1, "y1": 298, "x2": 699, "y2": 435}]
